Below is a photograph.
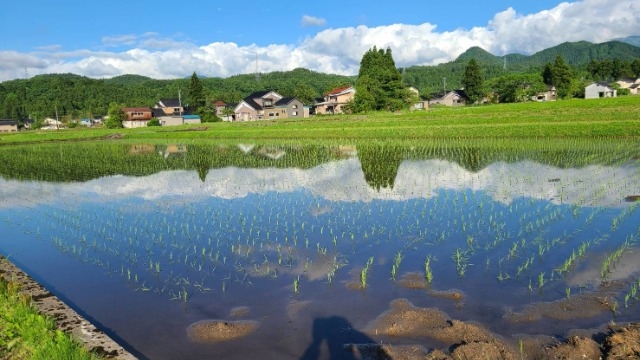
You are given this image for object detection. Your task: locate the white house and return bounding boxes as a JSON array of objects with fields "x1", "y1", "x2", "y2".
[{"x1": 585, "y1": 82, "x2": 617, "y2": 99}]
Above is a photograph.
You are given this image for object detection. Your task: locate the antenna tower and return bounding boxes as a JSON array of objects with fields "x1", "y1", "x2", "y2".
[{"x1": 255, "y1": 53, "x2": 260, "y2": 81}]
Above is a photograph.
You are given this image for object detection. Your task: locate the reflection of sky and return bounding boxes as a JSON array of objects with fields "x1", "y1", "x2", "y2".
[{"x1": 0, "y1": 159, "x2": 638, "y2": 210}]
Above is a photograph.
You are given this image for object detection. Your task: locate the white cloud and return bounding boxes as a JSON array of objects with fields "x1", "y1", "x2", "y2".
[
  {"x1": 1, "y1": 0, "x2": 639, "y2": 81},
  {"x1": 301, "y1": 15, "x2": 326, "y2": 27}
]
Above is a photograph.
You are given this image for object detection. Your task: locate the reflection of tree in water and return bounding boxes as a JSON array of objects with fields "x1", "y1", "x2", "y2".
[
  {"x1": 357, "y1": 144, "x2": 403, "y2": 191},
  {"x1": 300, "y1": 316, "x2": 385, "y2": 360}
]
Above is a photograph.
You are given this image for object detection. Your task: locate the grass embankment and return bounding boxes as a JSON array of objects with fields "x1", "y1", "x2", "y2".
[
  {"x1": 1, "y1": 96, "x2": 639, "y2": 145},
  {"x1": 0, "y1": 277, "x2": 101, "y2": 360}
]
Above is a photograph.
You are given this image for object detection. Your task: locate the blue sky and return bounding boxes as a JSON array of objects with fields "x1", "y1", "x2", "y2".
[{"x1": 1, "y1": 0, "x2": 638, "y2": 81}]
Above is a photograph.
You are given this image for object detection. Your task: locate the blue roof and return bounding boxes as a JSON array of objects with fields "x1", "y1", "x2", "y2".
[{"x1": 183, "y1": 115, "x2": 200, "y2": 119}]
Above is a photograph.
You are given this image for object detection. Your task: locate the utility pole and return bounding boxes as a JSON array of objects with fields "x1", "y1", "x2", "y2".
[
  {"x1": 55, "y1": 105, "x2": 59, "y2": 130},
  {"x1": 442, "y1": 77, "x2": 447, "y2": 94}
]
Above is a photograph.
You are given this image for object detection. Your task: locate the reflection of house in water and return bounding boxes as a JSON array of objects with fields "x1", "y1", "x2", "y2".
[
  {"x1": 237, "y1": 144, "x2": 255, "y2": 154},
  {"x1": 129, "y1": 144, "x2": 156, "y2": 155},
  {"x1": 159, "y1": 144, "x2": 187, "y2": 159},
  {"x1": 334, "y1": 145, "x2": 357, "y2": 158},
  {"x1": 257, "y1": 146, "x2": 286, "y2": 160}
]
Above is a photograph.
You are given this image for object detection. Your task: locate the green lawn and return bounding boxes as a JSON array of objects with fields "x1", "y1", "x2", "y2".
[{"x1": 1, "y1": 97, "x2": 639, "y2": 145}]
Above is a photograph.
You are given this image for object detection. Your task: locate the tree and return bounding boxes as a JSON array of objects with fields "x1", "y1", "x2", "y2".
[
  {"x1": 462, "y1": 59, "x2": 484, "y2": 104},
  {"x1": 542, "y1": 64, "x2": 554, "y2": 85},
  {"x1": 293, "y1": 83, "x2": 317, "y2": 105},
  {"x1": 543, "y1": 55, "x2": 573, "y2": 99},
  {"x1": 105, "y1": 103, "x2": 125, "y2": 128},
  {"x1": 2, "y1": 92, "x2": 22, "y2": 119},
  {"x1": 486, "y1": 73, "x2": 545, "y2": 103},
  {"x1": 632, "y1": 59, "x2": 640, "y2": 78},
  {"x1": 187, "y1": 72, "x2": 206, "y2": 110},
  {"x1": 352, "y1": 47, "x2": 412, "y2": 112}
]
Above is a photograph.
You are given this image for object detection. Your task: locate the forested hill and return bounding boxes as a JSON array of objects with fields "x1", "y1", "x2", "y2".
[
  {"x1": 0, "y1": 68, "x2": 352, "y2": 120},
  {"x1": 1, "y1": 40, "x2": 639, "y2": 120},
  {"x1": 403, "y1": 40, "x2": 640, "y2": 95}
]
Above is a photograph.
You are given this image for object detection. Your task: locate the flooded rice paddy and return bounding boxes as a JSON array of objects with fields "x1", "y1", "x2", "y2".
[{"x1": 1, "y1": 140, "x2": 640, "y2": 359}]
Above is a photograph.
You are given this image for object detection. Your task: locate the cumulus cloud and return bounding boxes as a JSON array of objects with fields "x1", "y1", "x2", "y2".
[
  {"x1": 1, "y1": 0, "x2": 639, "y2": 81},
  {"x1": 301, "y1": 15, "x2": 326, "y2": 27}
]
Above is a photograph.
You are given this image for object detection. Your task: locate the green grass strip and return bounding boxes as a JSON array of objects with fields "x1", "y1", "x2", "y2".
[{"x1": 0, "y1": 278, "x2": 101, "y2": 360}]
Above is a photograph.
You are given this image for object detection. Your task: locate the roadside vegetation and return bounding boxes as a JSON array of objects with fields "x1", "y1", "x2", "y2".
[{"x1": 0, "y1": 275, "x2": 101, "y2": 360}]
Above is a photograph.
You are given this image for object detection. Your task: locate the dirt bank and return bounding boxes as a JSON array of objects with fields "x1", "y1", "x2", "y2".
[{"x1": 0, "y1": 256, "x2": 135, "y2": 359}]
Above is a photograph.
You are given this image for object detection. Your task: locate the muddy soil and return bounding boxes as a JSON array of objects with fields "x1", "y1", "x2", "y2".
[{"x1": 354, "y1": 298, "x2": 640, "y2": 359}]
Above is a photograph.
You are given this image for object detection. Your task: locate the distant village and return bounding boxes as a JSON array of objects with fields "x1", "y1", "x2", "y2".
[{"x1": 0, "y1": 78, "x2": 638, "y2": 132}]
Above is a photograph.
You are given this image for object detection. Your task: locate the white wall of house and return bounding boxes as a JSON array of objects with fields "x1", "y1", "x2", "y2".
[
  {"x1": 159, "y1": 117, "x2": 184, "y2": 126},
  {"x1": 585, "y1": 83, "x2": 617, "y2": 99},
  {"x1": 123, "y1": 120, "x2": 149, "y2": 128}
]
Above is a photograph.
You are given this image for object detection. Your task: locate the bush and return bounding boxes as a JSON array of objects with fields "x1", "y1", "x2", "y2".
[{"x1": 147, "y1": 118, "x2": 161, "y2": 126}]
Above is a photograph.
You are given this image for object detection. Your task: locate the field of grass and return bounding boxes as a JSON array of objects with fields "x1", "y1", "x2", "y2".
[
  {"x1": 0, "y1": 275, "x2": 101, "y2": 360},
  {"x1": 1, "y1": 96, "x2": 639, "y2": 145}
]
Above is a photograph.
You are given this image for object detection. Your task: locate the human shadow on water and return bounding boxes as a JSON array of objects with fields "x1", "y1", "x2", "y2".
[{"x1": 299, "y1": 316, "x2": 389, "y2": 360}]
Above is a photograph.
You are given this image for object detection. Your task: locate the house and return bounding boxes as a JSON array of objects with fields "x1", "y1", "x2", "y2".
[
  {"x1": 273, "y1": 97, "x2": 307, "y2": 119},
  {"x1": 154, "y1": 99, "x2": 185, "y2": 116},
  {"x1": 152, "y1": 98, "x2": 203, "y2": 126},
  {"x1": 233, "y1": 91, "x2": 308, "y2": 121},
  {"x1": 80, "y1": 118, "x2": 93, "y2": 127},
  {"x1": 21, "y1": 119, "x2": 34, "y2": 129},
  {"x1": 122, "y1": 107, "x2": 153, "y2": 128},
  {"x1": 429, "y1": 90, "x2": 468, "y2": 107},
  {"x1": 616, "y1": 78, "x2": 640, "y2": 95},
  {"x1": 533, "y1": 85, "x2": 557, "y2": 102},
  {"x1": 212, "y1": 101, "x2": 227, "y2": 116},
  {"x1": 41, "y1": 117, "x2": 64, "y2": 130},
  {"x1": 408, "y1": 87, "x2": 429, "y2": 110},
  {"x1": 585, "y1": 82, "x2": 617, "y2": 99},
  {"x1": 0, "y1": 120, "x2": 18, "y2": 132},
  {"x1": 314, "y1": 86, "x2": 355, "y2": 115}
]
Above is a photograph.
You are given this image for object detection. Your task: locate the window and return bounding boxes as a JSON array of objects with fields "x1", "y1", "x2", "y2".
[
  {"x1": 292, "y1": 104, "x2": 298, "y2": 109},
  {"x1": 264, "y1": 100, "x2": 273, "y2": 107},
  {"x1": 292, "y1": 111, "x2": 298, "y2": 116}
]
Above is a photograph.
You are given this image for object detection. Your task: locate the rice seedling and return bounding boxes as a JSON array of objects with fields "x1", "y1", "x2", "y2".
[{"x1": 424, "y1": 256, "x2": 433, "y2": 284}]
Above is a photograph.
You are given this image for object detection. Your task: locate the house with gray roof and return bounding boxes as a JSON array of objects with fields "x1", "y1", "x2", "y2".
[
  {"x1": 233, "y1": 91, "x2": 307, "y2": 121},
  {"x1": 0, "y1": 120, "x2": 18, "y2": 132}
]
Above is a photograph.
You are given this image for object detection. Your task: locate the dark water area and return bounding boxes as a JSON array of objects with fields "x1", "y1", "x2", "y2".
[{"x1": 1, "y1": 141, "x2": 640, "y2": 359}]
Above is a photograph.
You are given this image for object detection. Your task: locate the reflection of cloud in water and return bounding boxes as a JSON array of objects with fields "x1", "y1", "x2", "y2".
[
  {"x1": 565, "y1": 247, "x2": 640, "y2": 287},
  {"x1": 0, "y1": 159, "x2": 638, "y2": 209}
]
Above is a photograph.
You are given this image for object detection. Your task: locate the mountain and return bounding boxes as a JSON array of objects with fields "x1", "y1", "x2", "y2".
[
  {"x1": 402, "y1": 40, "x2": 640, "y2": 95},
  {"x1": 615, "y1": 35, "x2": 640, "y2": 47}
]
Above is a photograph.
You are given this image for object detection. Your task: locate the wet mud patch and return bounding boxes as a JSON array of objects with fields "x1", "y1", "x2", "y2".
[
  {"x1": 229, "y1": 306, "x2": 250, "y2": 318},
  {"x1": 605, "y1": 322, "x2": 640, "y2": 358},
  {"x1": 504, "y1": 282, "x2": 621, "y2": 323},
  {"x1": 427, "y1": 289, "x2": 464, "y2": 302},
  {"x1": 545, "y1": 336, "x2": 602, "y2": 359},
  {"x1": 397, "y1": 272, "x2": 427, "y2": 289},
  {"x1": 187, "y1": 319, "x2": 260, "y2": 343},
  {"x1": 286, "y1": 299, "x2": 312, "y2": 321},
  {"x1": 365, "y1": 298, "x2": 499, "y2": 346}
]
